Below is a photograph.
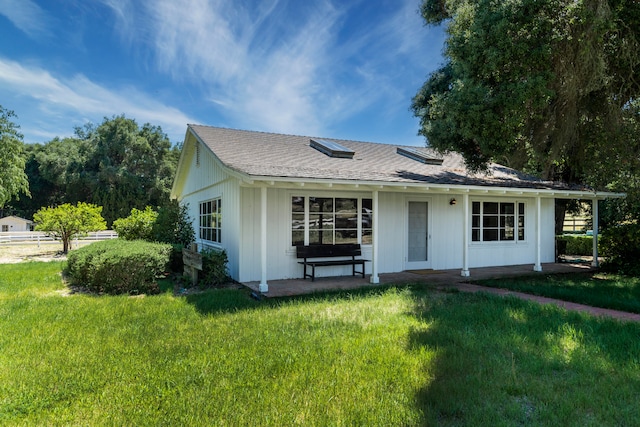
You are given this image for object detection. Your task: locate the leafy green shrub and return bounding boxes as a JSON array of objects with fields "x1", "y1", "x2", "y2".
[
  {"x1": 556, "y1": 235, "x2": 595, "y2": 256},
  {"x1": 152, "y1": 200, "x2": 195, "y2": 247},
  {"x1": 67, "y1": 239, "x2": 172, "y2": 295},
  {"x1": 112, "y1": 207, "x2": 158, "y2": 241},
  {"x1": 601, "y1": 223, "x2": 640, "y2": 276},
  {"x1": 200, "y1": 248, "x2": 230, "y2": 286}
]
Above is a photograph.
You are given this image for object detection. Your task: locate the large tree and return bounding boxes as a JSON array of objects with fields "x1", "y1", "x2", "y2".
[
  {"x1": 412, "y1": 0, "x2": 640, "y2": 192},
  {"x1": 85, "y1": 115, "x2": 178, "y2": 224},
  {"x1": 0, "y1": 105, "x2": 29, "y2": 207},
  {"x1": 11, "y1": 115, "x2": 180, "y2": 224}
]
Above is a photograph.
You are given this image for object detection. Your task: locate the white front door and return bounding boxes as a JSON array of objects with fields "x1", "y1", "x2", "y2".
[{"x1": 405, "y1": 200, "x2": 431, "y2": 270}]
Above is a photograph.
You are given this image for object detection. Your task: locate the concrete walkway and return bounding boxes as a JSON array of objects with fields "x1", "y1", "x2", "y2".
[{"x1": 244, "y1": 262, "x2": 640, "y2": 323}]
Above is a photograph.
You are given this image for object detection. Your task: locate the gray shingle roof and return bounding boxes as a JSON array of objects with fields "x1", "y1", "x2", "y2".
[{"x1": 189, "y1": 125, "x2": 583, "y2": 191}]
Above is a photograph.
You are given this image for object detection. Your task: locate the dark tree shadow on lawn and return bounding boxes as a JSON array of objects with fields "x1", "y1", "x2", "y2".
[{"x1": 409, "y1": 290, "x2": 640, "y2": 426}]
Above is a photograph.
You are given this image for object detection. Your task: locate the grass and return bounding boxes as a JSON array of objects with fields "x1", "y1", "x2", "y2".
[
  {"x1": 1, "y1": 262, "x2": 639, "y2": 425},
  {"x1": 476, "y1": 272, "x2": 640, "y2": 314}
]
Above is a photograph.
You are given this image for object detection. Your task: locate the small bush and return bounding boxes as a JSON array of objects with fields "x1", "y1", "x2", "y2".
[
  {"x1": 601, "y1": 223, "x2": 640, "y2": 276},
  {"x1": 200, "y1": 248, "x2": 230, "y2": 287},
  {"x1": 112, "y1": 207, "x2": 158, "y2": 241},
  {"x1": 67, "y1": 239, "x2": 172, "y2": 295},
  {"x1": 556, "y1": 235, "x2": 595, "y2": 256}
]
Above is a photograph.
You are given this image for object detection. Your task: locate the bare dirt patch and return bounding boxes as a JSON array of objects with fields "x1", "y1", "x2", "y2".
[{"x1": 0, "y1": 242, "x2": 95, "y2": 263}]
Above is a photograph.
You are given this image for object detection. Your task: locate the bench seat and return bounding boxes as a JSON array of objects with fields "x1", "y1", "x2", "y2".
[{"x1": 296, "y1": 244, "x2": 369, "y2": 281}]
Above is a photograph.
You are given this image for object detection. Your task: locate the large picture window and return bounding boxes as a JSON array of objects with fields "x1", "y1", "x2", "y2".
[
  {"x1": 200, "y1": 198, "x2": 222, "y2": 244},
  {"x1": 472, "y1": 201, "x2": 524, "y2": 242},
  {"x1": 291, "y1": 196, "x2": 373, "y2": 246}
]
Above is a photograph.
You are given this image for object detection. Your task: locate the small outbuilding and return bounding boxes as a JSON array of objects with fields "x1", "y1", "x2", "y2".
[
  {"x1": 0, "y1": 215, "x2": 34, "y2": 232},
  {"x1": 171, "y1": 125, "x2": 622, "y2": 292}
]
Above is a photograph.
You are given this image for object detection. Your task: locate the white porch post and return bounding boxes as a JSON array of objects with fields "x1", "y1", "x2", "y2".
[
  {"x1": 461, "y1": 192, "x2": 470, "y2": 277},
  {"x1": 534, "y1": 195, "x2": 543, "y2": 272},
  {"x1": 259, "y1": 186, "x2": 269, "y2": 293},
  {"x1": 370, "y1": 190, "x2": 380, "y2": 284},
  {"x1": 592, "y1": 198, "x2": 600, "y2": 268}
]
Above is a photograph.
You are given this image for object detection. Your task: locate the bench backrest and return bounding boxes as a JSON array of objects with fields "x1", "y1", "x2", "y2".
[{"x1": 296, "y1": 244, "x2": 362, "y2": 259}]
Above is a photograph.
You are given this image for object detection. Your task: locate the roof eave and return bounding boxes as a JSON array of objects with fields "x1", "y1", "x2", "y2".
[{"x1": 239, "y1": 175, "x2": 625, "y2": 199}]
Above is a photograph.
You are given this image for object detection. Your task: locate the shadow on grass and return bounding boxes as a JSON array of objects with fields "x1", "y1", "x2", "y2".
[
  {"x1": 475, "y1": 272, "x2": 640, "y2": 314},
  {"x1": 409, "y1": 290, "x2": 640, "y2": 425}
]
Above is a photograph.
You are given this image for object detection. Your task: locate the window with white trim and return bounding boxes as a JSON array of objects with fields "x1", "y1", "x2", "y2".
[
  {"x1": 291, "y1": 196, "x2": 373, "y2": 246},
  {"x1": 200, "y1": 198, "x2": 222, "y2": 243},
  {"x1": 472, "y1": 201, "x2": 525, "y2": 242}
]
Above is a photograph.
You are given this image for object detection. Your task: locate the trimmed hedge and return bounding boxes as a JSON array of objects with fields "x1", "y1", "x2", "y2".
[
  {"x1": 601, "y1": 223, "x2": 640, "y2": 276},
  {"x1": 66, "y1": 239, "x2": 172, "y2": 295},
  {"x1": 556, "y1": 235, "x2": 595, "y2": 256}
]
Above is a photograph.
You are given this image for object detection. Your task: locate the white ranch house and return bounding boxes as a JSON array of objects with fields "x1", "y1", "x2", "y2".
[
  {"x1": 0, "y1": 215, "x2": 33, "y2": 232},
  {"x1": 171, "y1": 125, "x2": 621, "y2": 293}
]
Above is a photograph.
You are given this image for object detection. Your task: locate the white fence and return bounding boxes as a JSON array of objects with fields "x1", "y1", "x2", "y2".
[{"x1": 0, "y1": 230, "x2": 118, "y2": 245}]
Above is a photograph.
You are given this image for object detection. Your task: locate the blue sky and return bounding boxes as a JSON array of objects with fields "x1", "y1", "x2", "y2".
[{"x1": 0, "y1": 0, "x2": 445, "y2": 146}]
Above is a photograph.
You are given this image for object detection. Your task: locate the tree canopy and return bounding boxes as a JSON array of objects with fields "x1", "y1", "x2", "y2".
[
  {"x1": 11, "y1": 115, "x2": 180, "y2": 225},
  {"x1": 0, "y1": 105, "x2": 29, "y2": 207},
  {"x1": 412, "y1": 0, "x2": 640, "y2": 192}
]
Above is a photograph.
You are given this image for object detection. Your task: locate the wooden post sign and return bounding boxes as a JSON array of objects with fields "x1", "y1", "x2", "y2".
[{"x1": 183, "y1": 243, "x2": 203, "y2": 286}]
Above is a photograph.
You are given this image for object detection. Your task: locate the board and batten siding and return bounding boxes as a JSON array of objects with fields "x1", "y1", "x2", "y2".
[
  {"x1": 176, "y1": 139, "x2": 243, "y2": 280},
  {"x1": 235, "y1": 189, "x2": 556, "y2": 282},
  {"x1": 238, "y1": 187, "x2": 375, "y2": 282}
]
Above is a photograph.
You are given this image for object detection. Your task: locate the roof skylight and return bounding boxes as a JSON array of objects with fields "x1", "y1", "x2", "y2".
[
  {"x1": 310, "y1": 138, "x2": 355, "y2": 159},
  {"x1": 397, "y1": 147, "x2": 444, "y2": 165}
]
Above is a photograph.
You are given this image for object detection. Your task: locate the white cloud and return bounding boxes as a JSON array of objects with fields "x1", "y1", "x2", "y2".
[
  {"x1": 0, "y1": 57, "x2": 195, "y2": 142},
  {"x1": 0, "y1": 0, "x2": 52, "y2": 39},
  {"x1": 99, "y1": 0, "x2": 439, "y2": 136}
]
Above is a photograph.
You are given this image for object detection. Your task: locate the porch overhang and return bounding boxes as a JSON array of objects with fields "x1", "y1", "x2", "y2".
[{"x1": 239, "y1": 174, "x2": 624, "y2": 200}]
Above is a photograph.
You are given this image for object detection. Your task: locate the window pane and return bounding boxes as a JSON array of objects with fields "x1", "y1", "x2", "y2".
[
  {"x1": 292, "y1": 213, "x2": 305, "y2": 230},
  {"x1": 472, "y1": 215, "x2": 480, "y2": 228},
  {"x1": 483, "y1": 229, "x2": 499, "y2": 241},
  {"x1": 484, "y1": 202, "x2": 498, "y2": 214},
  {"x1": 335, "y1": 198, "x2": 357, "y2": 213},
  {"x1": 483, "y1": 216, "x2": 499, "y2": 228},
  {"x1": 292, "y1": 231, "x2": 304, "y2": 246},
  {"x1": 292, "y1": 197, "x2": 305, "y2": 212},
  {"x1": 362, "y1": 199, "x2": 372, "y2": 210},
  {"x1": 519, "y1": 203, "x2": 525, "y2": 215},
  {"x1": 472, "y1": 229, "x2": 480, "y2": 241},
  {"x1": 309, "y1": 230, "x2": 333, "y2": 245},
  {"x1": 310, "y1": 197, "x2": 332, "y2": 213},
  {"x1": 501, "y1": 216, "x2": 515, "y2": 228},
  {"x1": 336, "y1": 230, "x2": 357, "y2": 244},
  {"x1": 500, "y1": 203, "x2": 514, "y2": 214},
  {"x1": 336, "y1": 213, "x2": 357, "y2": 229},
  {"x1": 362, "y1": 230, "x2": 372, "y2": 244},
  {"x1": 309, "y1": 214, "x2": 334, "y2": 230},
  {"x1": 518, "y1": 228, "x2": 525, "y2": 240},
  {"x1": 501, "y1": 228, "x2": 515, "y2": 241},
  {"x1": 472, "y1": 201, "x2": 480, "y2": 214}
]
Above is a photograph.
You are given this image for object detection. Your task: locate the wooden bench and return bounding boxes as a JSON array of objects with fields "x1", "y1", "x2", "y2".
[{"x1": 296, "y1": 244, "x2": 369, "y2": 281}]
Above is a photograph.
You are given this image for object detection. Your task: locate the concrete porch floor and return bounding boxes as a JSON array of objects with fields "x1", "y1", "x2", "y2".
[{"x1": 244, "y1": 262, "x2": 594, "y2": 298}]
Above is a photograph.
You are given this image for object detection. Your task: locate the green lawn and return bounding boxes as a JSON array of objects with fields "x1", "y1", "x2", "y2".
[
  {"x1": 476, "y1": 272, "x2": 640, "y2": 314},
  {"x1": 2, "y1": 262, "x2": 640, "y2": 426}
]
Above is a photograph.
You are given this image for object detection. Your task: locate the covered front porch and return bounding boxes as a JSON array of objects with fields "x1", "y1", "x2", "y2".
[{"x1": 244, "y1": 261, "x2": 594, "y2": 298}]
